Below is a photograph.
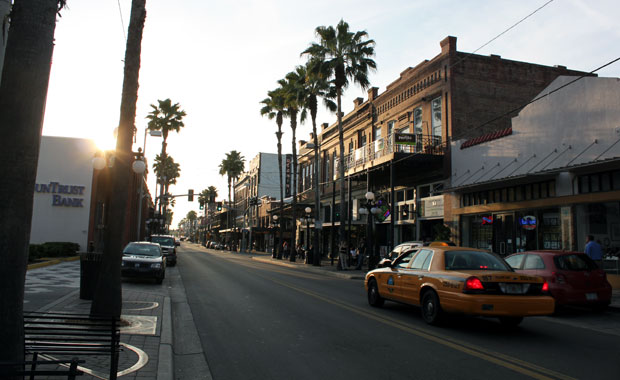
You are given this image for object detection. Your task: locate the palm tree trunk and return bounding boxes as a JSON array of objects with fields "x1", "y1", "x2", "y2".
[
  {"x1": 276, "y1": 126, "x2": 284, "y2": 259},
  {"x1": 91, "y1": 0, "x2": 146, "y2": 318},
  {"x1": 290, "y1": 110, "x2": 298, "y2": 262},
  {"x1": 337, "y1": 87, "x2": 346, "y2": 250},
  {"x1": 312, "y1": 117, "x2": 321, "y2": 266},
  {"x1": 0, "y1": 0, "x2": 60, "y2": 365}
]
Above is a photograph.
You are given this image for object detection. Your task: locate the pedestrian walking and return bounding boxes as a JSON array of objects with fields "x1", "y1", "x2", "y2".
[
  {"x1": 339, "y1": 242, "x2": 349, "y2": 270},
  {"x1": 350, "y1": 246, "x2": 358, "y2": 269},
  {"x1": 283, "y1": 241, "x2": 289, "y2": 259},
  {"x1": 355, "y1": 242, "x2": 365, "y2": 270},
  {"x1": 585, "y1": 234, "x2": 603, "y2": 268}
]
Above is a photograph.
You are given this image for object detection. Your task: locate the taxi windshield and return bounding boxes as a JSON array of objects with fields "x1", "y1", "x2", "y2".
[
  {"x1": 123, "y1": 243, "x2": 161, "y2": 257},
  {"x1": 444, "y1": 250, "x2": 512, "y2": 271}
]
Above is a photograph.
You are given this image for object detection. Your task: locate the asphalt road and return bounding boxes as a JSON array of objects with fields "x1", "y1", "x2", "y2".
[{"x1": 177, "y1": 244, "x2": 620, "y2": 380}]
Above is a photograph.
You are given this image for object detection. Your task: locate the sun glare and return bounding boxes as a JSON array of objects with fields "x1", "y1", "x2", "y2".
[{"x1": 93, "y1": 128, "x2": 118, "y2": 151}]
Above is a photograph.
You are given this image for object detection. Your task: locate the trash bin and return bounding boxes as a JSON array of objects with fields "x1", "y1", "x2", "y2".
[{"x1": 80, "y1": 252, "x2": 103, "y2": 300}]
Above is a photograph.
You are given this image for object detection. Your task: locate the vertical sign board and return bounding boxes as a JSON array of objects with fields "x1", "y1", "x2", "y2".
[
  {"x1": 420, "y1": 195, "x2": 444, "y2": 218},
  {"x1": 285, "y1": 154, "x2": 292, "y2": 198}
]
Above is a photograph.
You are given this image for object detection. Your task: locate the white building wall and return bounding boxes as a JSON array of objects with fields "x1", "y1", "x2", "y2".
[
  {"x1": 30, "y1": 136, "x2": 99, "y2": 251},
  {"x1": 451, "y1": 76, "x2": 620, "y2": 188},
  {"x1": 258, "y1": 153, "x2": 287, "y2": 200}
]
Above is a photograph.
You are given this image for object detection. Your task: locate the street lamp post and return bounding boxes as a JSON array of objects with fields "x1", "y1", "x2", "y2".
[
  {"x1": 272, "y1": 214, "x2": 279, "y2": 258},
  {"x1": 359, "y1": 191, "x2": 383, "y2": 271},
  {"x1": 303, "y1": 206, "x2": 313, "y2": 263}
]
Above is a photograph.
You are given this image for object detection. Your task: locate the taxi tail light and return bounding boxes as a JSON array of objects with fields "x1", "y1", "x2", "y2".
[
  {"x1": 464, "y1": 276, "x2": 484, "y2": 292},
  {"x1": 542, "y1": 281, "x2": 549, "y2": 293}
]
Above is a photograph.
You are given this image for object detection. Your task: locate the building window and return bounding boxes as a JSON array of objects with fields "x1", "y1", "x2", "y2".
[
  {"x1": 374, "y1": 126, "x2": 381, "y2": 141},
  {"x1": 413, "y1": 107, "x2": 423, "y2": 135},
  {"x1": 431, "y1": 97, "x2": 442, "y2": 140},
  {"x1": 387, "y1": 120, "x2": 395, "y2": 137}
]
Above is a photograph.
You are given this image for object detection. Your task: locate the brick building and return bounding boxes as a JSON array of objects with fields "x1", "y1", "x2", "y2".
[{"x1": 297, "y1": 35, "x2": 592, "y2": 259}]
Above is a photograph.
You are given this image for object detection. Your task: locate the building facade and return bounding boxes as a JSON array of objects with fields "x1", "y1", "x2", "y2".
[
  {"x1": 446, "y1": 76, "x2": 620, "y2": 257},
  {"x1": 296, "y1": 35, "x2": 592, "y2": 259}
]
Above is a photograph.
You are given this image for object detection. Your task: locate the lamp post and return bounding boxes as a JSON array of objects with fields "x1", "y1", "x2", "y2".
[
  {"x1": 271, "y1": 214, "x2": 279, "y2": 258},
  {"x1": 132, "y1": 151, "x2": 146, "y2": 240},
  {"x1": 359, "y1": 191, "x2": 382, "y2": 271},
  {"x1": 303, "y1": 206, "x2": 313, "y2": 264}
]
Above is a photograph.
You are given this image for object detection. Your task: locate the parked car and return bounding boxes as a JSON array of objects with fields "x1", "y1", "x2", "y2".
[
  {"x1": 383, "y1": 241, "x2": 424, "y2": 261},
  {"x1": 505, "y1": 250, "x2": 612, "y2": 310},
  {"x1": 365, "y1": 246, "x2": 555, "y2": 327},
  {"x1": 149, "y1": 234, "x2": 177, "y2": 266},
  {"x1": 121, "y1": 242, "x2": 166, "y2": 284}
]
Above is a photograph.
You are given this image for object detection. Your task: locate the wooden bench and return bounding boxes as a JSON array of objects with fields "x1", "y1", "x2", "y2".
[{"x1": 23, "y1": 311, "x2": 121, "y2": 380}]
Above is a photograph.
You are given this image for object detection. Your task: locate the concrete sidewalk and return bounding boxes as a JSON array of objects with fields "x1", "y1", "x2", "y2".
[{"x1": 24, "y1": 260, "x2": 175, "y2": 380}]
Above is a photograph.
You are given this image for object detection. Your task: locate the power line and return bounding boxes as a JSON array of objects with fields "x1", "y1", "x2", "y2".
[
  {"x1": 450, "y1": 0, "x2": 554, "y2": 69},
  {"x1": 117, "y1": 0, "x2": 127, "y2": 42}
]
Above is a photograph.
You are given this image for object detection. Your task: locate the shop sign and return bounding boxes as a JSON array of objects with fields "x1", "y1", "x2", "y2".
[
  {"x1": 520, "y1": 215, "x2": 537, "y2": 230},
  {"x1": 395, "y1": 133, "x2": 416, "y2": 145},
  {"x1": 481, "y1": 216, "x2": 493, "y2": 225},
  {"x1": 421, "y1": 195, "x2": 443, "y2": 218},
  {"x1": 35, "y1": 182, "x2": 86, "y2": 208}
]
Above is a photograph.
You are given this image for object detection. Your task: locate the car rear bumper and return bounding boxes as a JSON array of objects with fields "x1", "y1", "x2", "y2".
[
  {"x1": 122, "y1": 267, "x2": 164, "y2": 278},
  {"x1": 551, "y1": 285, "x2": 612, "y2": 306},
  {"x1": 442, "y1": 293, "x2": 555, "y2": 317}
]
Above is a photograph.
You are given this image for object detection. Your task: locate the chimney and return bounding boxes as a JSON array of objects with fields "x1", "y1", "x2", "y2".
[
  {"x1": 321, "y1": 122, "x2": 329, "y2": 130},
  {"x1": 440, "y1": 36, "x2": 457, "y2": 55},
  {"x1": 353, "y1": 97, "x2": 364, "y2": 108},
  {"x1": 367, "y1": 87, "x2": 378, "y2": 101}
]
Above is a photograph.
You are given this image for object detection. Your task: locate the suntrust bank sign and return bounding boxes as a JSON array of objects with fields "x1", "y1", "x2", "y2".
[{"x1": 35, "y1": 182, "x2": 86, "y2": 207}]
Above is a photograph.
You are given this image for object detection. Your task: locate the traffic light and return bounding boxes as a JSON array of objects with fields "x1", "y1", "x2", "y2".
[
  {"x1": 199, "y1": 203, "x2": 204, "y2": 210},
  {"x1": 188, "y1": 189, "x2": 194, "y2": 202},
  {"x1": 216, "y1": 202, "x2": 222, "y2": 211}
]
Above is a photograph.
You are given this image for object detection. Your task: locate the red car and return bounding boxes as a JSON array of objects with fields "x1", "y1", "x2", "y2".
[{"x1": 505, "y1": 250, "x2": 611, "y2": 310}]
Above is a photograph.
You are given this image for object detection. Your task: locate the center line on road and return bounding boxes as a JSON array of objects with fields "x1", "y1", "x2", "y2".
[{"x1": 262, "y1": 275, "x2": 576, "y2": 380}]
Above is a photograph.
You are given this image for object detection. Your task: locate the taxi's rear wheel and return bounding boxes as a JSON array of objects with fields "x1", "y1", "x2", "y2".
[
  {"x1": 498, "y1": 316, "x2": 523, "y2": 328},
  {"x1": 421, "y1": 290, "x2": 442, "y2": 325},
  {"x1": 367, "y1": 279, "x2": 384, "y2": 307}
]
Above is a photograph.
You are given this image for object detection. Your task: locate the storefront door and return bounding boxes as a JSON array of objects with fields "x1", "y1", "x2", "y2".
[{"x1": 493, "y1": 213, "x2": 516, "y2": 256}]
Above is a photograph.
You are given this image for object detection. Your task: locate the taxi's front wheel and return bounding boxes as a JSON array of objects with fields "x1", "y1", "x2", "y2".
[
  {"x1": 421, "y1": 290, "x2": 443, "y2": 325},
  {"x1": 367, "y1": 279, "x2": 384, "y2": 307}
]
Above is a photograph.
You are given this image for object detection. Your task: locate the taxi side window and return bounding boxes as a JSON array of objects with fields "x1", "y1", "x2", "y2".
[
  {"x1": 523, "y1": 254, "x2": 545, "y2": 270},
  {"x1": 505, "y1": 254, "x2": 525, "y2": 270},
  {"x1": 396, "y1": 250, "x2": 417, "y2": 269},
  {"x1": 410, "y1": 249, "x2": 433, "y2": 270}
]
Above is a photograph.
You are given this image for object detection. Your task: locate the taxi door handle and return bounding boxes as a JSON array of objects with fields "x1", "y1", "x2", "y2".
[{"x1": 418, "y1": 276, "x2": 424, "y2": 280}]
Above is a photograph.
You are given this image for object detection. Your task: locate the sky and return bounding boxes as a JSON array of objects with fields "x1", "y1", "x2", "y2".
[{"x1": 41, "y1": 0, "x2": 620, "y2": 227}]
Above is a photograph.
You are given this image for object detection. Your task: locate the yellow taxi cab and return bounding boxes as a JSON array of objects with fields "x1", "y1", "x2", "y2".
[{"x1": 365, "y1": 246, "x2": 555, "y2": 327}]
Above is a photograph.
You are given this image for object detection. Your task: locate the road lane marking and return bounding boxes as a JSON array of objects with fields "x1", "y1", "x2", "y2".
[{"x1": 266, "y1": 276, "x2": 576, "y2": 380}]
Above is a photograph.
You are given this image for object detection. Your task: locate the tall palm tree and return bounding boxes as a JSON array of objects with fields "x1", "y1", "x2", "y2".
[
  {"x1": 0, "y1": 0, "x2": 66, "y2": 364},
  {"x1": 146, "y1": 98, "x2": 186, "y2": 215},
  {"x1": 153, "y1": 153, "x2": 181, "y2": 230},
  {"x1": 296, "y1": 61, "x2": 337, "y2": 265},
  {"x1": 219, "y1": 151, "x2": 245, "y2": 232},
  {"x1": 260, "y1": 88, "x2": 287, "y2": 259},
  {"x1": 302, "y1": 19, "x2": 376, "y2": 251},
  {"x1": 278, "y1": 70, "x2": 307, "y2": 261}
]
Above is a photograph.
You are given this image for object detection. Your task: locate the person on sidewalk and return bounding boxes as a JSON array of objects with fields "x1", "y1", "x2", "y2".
[
  {"x1": 585, "y1": 234, "x2": 603, "y2": 268},
  {"x1": 339, "y1": 242, "x2": 349, "y2": 270},
  {"x1": 355, "y1": 242, "x2": 365, "y2": 270},
  {"x1": 283, "y1": 241, "x2": 289, "y2": 259}
]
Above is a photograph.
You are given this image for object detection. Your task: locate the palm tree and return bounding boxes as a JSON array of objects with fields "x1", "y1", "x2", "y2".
[
  {"x1": 153, "y1": 154, "x2": 181, "y2": 230},
  {"x1": 302, "y1": 19, "x2": 376, "y2": 251},
  {"x1": 260, "y1": 88, "x2": 287, "y2": 259},
  {"x1": 90, "y1": 0, "x2": 147, "y2": 319},
  {"x1": 146, "y1": 98, "x2": 186, "y2": 215},
  {"x1": 219, "y1": 151, "x2": 245, "y2": 232},
  {"x1": 278, "y1": 70, "x2": 307, "y2": 261},
  {"x1": 0, "y1": 0, "x2": 66, "y2": 364},
  {"x1": 297, "y1": 61, "x2": 336, "y2": 265}
]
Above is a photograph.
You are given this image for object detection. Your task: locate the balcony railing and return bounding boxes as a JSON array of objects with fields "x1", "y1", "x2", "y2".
[{"x1": 335, "y1": 133, "x2": 445, "y2": 175}]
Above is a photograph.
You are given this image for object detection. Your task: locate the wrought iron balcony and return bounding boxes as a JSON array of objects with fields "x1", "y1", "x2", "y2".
[{"x1": 334, "y1": 133, "x2": 445, "y2": 176}]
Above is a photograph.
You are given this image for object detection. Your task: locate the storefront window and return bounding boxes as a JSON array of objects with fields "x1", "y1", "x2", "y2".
[{"x1": 575, "y1": 202, "x2": 620, "y2": 256}]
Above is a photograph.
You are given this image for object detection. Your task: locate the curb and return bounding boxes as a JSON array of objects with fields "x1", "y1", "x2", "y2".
[
  {"x1": 27, "y1": 255, "x2": 80, "y2": 270},
  {"x1": 158, "y1": 296, "x2": 173, "y2": 380},
  {"x1": 249, "y1": 256, "x2": 366, "y2": 280}
]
